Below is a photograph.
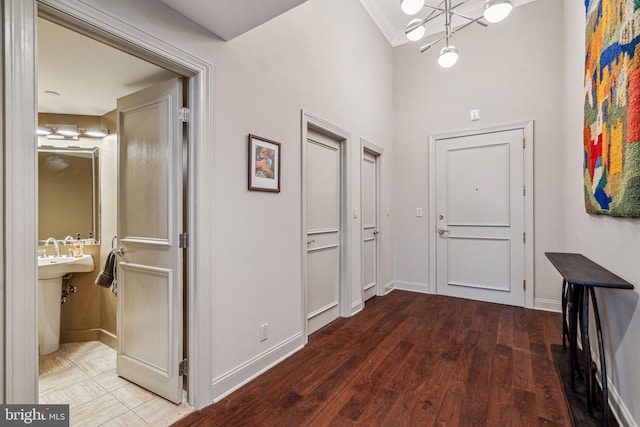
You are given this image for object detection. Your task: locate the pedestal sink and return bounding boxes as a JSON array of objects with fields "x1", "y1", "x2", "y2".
[{"x1": 38, "y1": 255, "x2": 95, "y2": 355}]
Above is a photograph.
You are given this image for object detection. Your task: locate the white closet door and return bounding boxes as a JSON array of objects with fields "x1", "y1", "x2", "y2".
[{"x1": 306, "y1": 130, "x2": 342, "y2": 334}]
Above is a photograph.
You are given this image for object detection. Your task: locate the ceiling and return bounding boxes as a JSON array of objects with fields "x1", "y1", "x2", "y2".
[
  {"x1": 157, "y1": 0, "x2": 309, "y2": 41},
  {"x1": 38, "y1": 0, "x2": 535, "y2": 116},
  {"x1": 38, "y1": 18, "x2": 176, "y2": 116}
]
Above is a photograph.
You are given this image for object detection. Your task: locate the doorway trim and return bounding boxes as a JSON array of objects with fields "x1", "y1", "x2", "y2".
[
  {"x1": 428, "y1": 121, "x2": 534, "y2": 308},
  {"x1": 301, "y1": 110, "x2": 352, "y2": 341},
  {"x1": 360, "y1": 139, "x2": 384, "y2": 304},
  {"x1": 3, "y1": 0, "x2": 214, "y2": 408}
]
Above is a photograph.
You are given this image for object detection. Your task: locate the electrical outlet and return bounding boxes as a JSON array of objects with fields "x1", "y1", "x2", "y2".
[{"x1": 260, "y1": 323, "x2": 268, "y2": 341}]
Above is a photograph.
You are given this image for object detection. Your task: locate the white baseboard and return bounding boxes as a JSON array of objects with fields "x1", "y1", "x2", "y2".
[
  {"x1": 211, "y1": 332, "x2": 305, "y2": 402},
  {"x1": 393, "y1": 281, "x2": 432, "y2": 294},
  {"x1": 590, "y1": 350, "x2": 638, "y2": 427},
  {"x1": 383, "y1": 281, "x2": 394, "y2": 294},
  {"x1": 533, "y1": 298, "x2": 562, "y2": 313},
  {"x1": 351, "y1": 299, "x2": 363, "y2": 315},
  {"x1": 607, "y1": 375, "x2": 638, "y2": 427}
]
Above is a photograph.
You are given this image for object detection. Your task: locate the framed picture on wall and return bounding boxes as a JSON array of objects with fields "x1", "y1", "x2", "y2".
[{"x1": 248, "y1": 134, "x2": 281, "y2": 193}]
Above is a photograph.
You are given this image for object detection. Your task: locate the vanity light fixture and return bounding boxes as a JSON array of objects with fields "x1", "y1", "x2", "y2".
[
  {"x1": 401, "y1": 0, "x2": 513, "y2": 68},
  {"x1": 55, "y1": 125, "x2": 81, "y2": 137},
  {"x1": 84, "y1": 128, "x2": 109, "y2": 138},
  {"x1": 45, "y1": 134, "x2": 69, "y2": 140},
  {"x1": 38, "y1": 124, "x2": 110, "y2": 139},
  {"x1": 37, "y1": 126, "x2": 52, "y2": 136}
]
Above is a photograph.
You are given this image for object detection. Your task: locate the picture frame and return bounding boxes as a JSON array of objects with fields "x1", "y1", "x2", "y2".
[{"x1": 248, "y1": 134, "x2": 281, "y2": 193}]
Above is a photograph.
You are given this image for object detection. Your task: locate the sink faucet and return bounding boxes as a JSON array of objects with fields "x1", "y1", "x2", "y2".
[
  {"x1": 63, "y1": 235, "x2": 75, "y2": 245},
  {"x1": 44, "y1": 237, "x2": 61, "y2": 257}
]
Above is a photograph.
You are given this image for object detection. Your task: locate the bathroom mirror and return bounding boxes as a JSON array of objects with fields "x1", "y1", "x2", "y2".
[{"x1": 38, "y1": 147, "x2": 100, "y2": 242}]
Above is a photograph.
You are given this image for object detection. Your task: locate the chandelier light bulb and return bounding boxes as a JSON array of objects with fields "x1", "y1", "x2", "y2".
[
  {"x1": 400, "y1": 0, "x2": 424, "y2": 16},
  {"x1": 401, "y1": 0, "x2": 513, "y2": 68},
  {"x1": 405, "y1": 19, "x2": 426, "y2": 41},
  {"x1": 483, "y1": 0, "x2": 514, "y2": 23},
  {"x1": 438, "y1": 46, "x2": 459, "y2": 68}
]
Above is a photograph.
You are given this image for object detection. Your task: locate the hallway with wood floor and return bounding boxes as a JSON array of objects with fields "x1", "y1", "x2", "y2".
[{"x1": 173, "y1": 290, "x2": 571, "y2": 426}]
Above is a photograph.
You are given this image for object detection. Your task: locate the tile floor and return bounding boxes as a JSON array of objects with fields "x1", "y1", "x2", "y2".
[{"x1": 39, "y1": 341, "x2": 195, "y2": 426}]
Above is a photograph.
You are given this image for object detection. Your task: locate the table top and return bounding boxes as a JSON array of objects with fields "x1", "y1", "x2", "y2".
[{"x1": 545, "y1": 252, "x2": 634, "y2": 289}]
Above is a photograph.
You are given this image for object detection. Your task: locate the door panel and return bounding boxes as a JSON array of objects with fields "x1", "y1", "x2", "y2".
[
  {"x1": 447, "y1": 144, "x2": 510, "y2": 226},
  {"x1": 362, "y1": 151, "x2": 377, "y2": 302},
  {"x1": 117, "y1": 77, "x2": 184, "y2": 403},
  {"x1": 447, "y1": 237, "x2": 510, "y2": 291},
  {"x1": 436, "y1": 129, "x2": 524, "y2": 306},
  {"x1": 121, "y1": 102, "x2": 171, "y2": 242},
  {"x1": 306, "y1": 130, "x2": 341, "y2": 334}
]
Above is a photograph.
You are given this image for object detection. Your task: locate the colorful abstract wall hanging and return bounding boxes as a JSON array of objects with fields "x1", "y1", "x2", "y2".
[{"x1": 584, "y1": 0, "x2": 640, "y2": 217}]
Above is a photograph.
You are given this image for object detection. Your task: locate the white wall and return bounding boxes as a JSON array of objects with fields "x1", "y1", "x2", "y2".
[
  {"x1": 392, "y1": 0, "x2": 566, "y2": 308},
  {"x1": 79, "y1": 0, "x2": 395, "y2": 399},
  {"x1": 563, "y1": 1, "x2": 640, "y2": 424},
  {"x1": 394, "y1": 0, "x2": 639, "y2": 422}
]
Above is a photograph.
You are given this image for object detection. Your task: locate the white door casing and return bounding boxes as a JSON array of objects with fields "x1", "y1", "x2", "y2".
[
  {"x1": 6, "y1": 0, "x2": 214, "y2": 407},
  {"x1": 362, "y1": 150, "x2": 378, "y2": 302},
  {"x1": 117, "y1": 77, "x2": 184, "y2": 404},
  {"x1": 301, "y1": 111, "x2": 352, "y2": 341},
  {"x1": 306, "y1": 129, "x2": 342, "y2": 334},
  {"x1": 430, "y1": 123, "x2": 534, "y2": 307}
]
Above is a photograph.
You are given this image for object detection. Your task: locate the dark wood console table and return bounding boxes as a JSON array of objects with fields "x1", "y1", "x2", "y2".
[{"x1": 545, "y1": 252, "x2": 634, "y2": 426}]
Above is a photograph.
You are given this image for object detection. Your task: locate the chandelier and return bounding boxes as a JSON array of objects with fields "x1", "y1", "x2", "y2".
[{"x1": 400, "y1": 0, "x2": 514, "y2": 68}]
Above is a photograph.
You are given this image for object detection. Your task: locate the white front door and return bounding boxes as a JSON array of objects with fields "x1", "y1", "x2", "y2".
[
  {"x1": 116, "y1": 77, "x2": 185, "y2": 403},
  {"x1": 306, "y1": 130, "x2": 342, "y2": 334},
  {"x1": 435, "y1": 129, "x2": 525, "y2": 306},
  {"x1": 362, "y1": 151, "x2": 378, "y2": 302}
]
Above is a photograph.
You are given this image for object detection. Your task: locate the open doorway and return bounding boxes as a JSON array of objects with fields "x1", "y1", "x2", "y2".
[
  {"x1": 36, "y1": 16, "x2": 194, "y2": 423},
  {"x1": 5, "y1": 0, "x2": 214, "y2": 410}
]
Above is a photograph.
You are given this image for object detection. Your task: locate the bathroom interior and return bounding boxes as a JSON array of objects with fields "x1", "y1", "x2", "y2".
[{"x1": 36, "y1": 17, "x2": 191, "y2": 422}]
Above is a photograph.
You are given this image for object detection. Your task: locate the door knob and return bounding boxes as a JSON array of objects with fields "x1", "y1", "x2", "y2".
[
  {"x1": 373, "y1": 230, "x2": 379, "y2": 235},
  {"x1": 437, "y1": 227, "x2": 449, "y2": 235},
  {"x1": 307, "y1": 239, "x2": 316, "y2": 245}
]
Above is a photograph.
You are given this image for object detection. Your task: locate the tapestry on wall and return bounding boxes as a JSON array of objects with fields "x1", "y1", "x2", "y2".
[{"x1": 584, "y1": 0, "x2": 640, "y2": 216}]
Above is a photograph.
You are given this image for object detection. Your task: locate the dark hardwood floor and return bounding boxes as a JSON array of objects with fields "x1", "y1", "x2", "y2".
[{"x1": 173, "y1": 290, "x2": 571, "y2": 426}]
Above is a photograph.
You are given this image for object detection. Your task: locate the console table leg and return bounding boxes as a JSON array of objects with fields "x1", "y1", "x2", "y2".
[
  {"x1": 582, "y1": 286, "x2": 593, "y2": 416},
  {"x1": 589, "y1": 287, "x2": 609, "y2": 427},
  {"x1": 569, "y1": 283, "x2": 578, "y2": 391},
  {"x1": 562, "y1": 279, "x2": 568, "y2": 350}
]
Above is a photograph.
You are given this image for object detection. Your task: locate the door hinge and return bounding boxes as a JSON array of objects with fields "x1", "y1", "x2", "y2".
[
  {"x1": 179, "y1": 107, "x2": 190, "y2": 123},
  {"x1": 522, "y1": 138, "x2": 526, "y2": 148},
  {"x1": 523, "y1": 279, "x2": 526, "y2": 290},
  {"x1": 523, "y1": 185, "x2": 526, "y2": 197},
  {"x1": 179, "y1": 359, "x2": 188, "y2": 376},
  {"x1": 523, "y1": 232, "x2": 526, "y2": 243},
  {"x1": 179, "y1": 233, "x2": 189, "y2": 248}
]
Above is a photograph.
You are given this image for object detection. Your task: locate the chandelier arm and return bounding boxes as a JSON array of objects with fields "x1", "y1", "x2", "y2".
[
  {"x1": 449, "y1": 10, "x2": 489, "y2": 26},
  {"x1": 404, "y1": 10, "x2": 446, "y2": 35},
  {"x1": 422, "y1": 1, "x2": 466, "y2": 14},
  {"x1": 423, "y1": 0, "x2": 446, "y2": 21},
  {"x1": 419, "y1": 35, "x2": 447, "y2": 53},
  {"x1": 452, "y1": 16, "x2": 487, "y2": 33},
  {"x1": 423, "y1": 11, "x2": 445, "y2": 24}
]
